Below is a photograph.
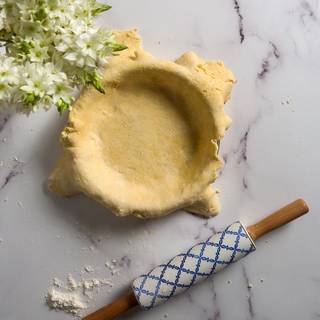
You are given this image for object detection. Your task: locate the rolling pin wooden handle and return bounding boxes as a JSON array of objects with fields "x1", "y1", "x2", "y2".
[
  {"x1": 246, "y1": 199, "x2": 309, "y2": 241},
  {"x1": 82, "y1": 290, "x2": 137, "y2": 320}
]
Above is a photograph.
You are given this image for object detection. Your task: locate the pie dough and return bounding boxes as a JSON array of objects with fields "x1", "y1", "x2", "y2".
[{"x1": 48, "y1": 30, "x2": 235, "y2": 218}]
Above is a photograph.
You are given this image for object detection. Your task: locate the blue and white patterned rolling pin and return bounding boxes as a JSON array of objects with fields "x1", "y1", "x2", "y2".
[
  {"x1": 83, "y1": 199, "x2": 309, "y2": 320},
  {"x1": 132, "y1": 221, "x2": 255, "y2": 309}
]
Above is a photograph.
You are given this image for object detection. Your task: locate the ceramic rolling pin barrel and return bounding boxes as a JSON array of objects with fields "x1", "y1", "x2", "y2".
[{"x1": 83, "y1": 199, "x2": 309, "y2": 320}]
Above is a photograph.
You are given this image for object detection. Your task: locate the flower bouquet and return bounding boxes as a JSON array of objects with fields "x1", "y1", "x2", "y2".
[{"x1": 0, "y1": 0, "x2": 126, "y2": 114}]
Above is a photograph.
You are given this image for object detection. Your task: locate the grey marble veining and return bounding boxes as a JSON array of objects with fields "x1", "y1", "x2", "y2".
[{"x1": 1, "y1": 0, "x2": 320, "y2": 319}]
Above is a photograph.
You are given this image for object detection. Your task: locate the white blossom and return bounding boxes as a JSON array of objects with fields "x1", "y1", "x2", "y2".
[
  {"x1": 28, "y1": 39, "x2": 50, "y2": 62},
  {"x1": 20, "y1": 63, "x2": 55, "y2": 98},
  {"x1": 0, "y1": 56, "x2": 20, "y2": 100},
  {"x1": 0, "y1": 0, "x2": 126, "y2": 113}
]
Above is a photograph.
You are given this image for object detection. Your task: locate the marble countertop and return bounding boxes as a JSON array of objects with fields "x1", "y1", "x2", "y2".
[{"x1": 1, "y1": 0, "x2": 320, "y2": 319}]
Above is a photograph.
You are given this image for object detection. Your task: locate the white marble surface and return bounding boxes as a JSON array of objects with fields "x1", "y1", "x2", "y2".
[{"x1": 1, "y1": 0, "x2": 320, "y2": 319}]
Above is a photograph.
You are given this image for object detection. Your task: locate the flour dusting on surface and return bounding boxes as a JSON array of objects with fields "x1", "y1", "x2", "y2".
[
  {"x1": 52, "y1": 277, "x2": 64, "y2": 288},
  {"x1": 67, "y1": 274, "x2": 78, "y2": 291},
  {"x1": 45, "y1": 265, "x2": 116, "y2": 317},
  {"x1": 82, "y1": 278, "x2": 113, "y2": 298},
  {"x1": 84, "y1": 265, "x2": 94, "y2": 273},
  {"x1": 45, "y1": 288, "x2": 87, "y2": 316}
]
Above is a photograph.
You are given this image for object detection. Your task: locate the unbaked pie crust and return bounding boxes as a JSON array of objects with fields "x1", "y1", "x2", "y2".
[{"x1": 48, "y1": 30, "x2": 235, "y2": 218}]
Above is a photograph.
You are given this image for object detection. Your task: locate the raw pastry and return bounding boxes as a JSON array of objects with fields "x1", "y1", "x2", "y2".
[{"x1": 48, "y1": 30, "x2": 235, "y2": 218}]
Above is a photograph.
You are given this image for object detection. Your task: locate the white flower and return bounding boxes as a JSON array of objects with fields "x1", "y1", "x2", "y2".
[
  {"x1": 55, "y1": 32, "x2": 73, "y2": 53},
  {"x1": 41, "y1": 95, "x2": 53, "y2": 110},
  {"x1": 57, "y1": 24, "x2": 98, "y2": 68},
  {"x1": 0, "y1": 56, "x2": 20, "y2": 100},
  {"x1": 78, "y1": 29, "x2": 104, "y2": 58},
  {"x1": 0, "y1": 56, "x2": 19, "y2": 84},
  {"x1": 20, "y1": 62, "x2": 54, "y2": 98},
  {"x1": 28, "y1": 40, "x2": 49, "y2": 62},
  {"x1": 46, "y1": 66, "x2": 76, "y2": 104}
]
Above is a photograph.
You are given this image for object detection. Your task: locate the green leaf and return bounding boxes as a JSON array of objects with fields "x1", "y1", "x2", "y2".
[
  {"x1": 57, "y1": 98, "x2": 70, "y2": 115},
  {"x1": 19, "y1": 41, "x2": 34, "y2": 54},
  {"x1": 92, "y1": 3, "x2": 112, "y2": 16},
  {"x1": 92, "y1": 78, "x2": 105, "y2": 94},
  {"x1": 24, "y1": 92, "x2": 40, "y2": 105},
  {"x1": 85, "y1": 72, "x2": 105, "y2": 94},
  {"x1": 107, "y1": 42, "x2": 128, "y2": 52},
  {"x1": 34, "y1": 7, "x2": 48, "y2": 21}
]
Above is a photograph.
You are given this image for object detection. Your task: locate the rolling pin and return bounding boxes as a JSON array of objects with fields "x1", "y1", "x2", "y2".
[{"x1": 83, "y1": 199, "x2": 309, "y2": 320}]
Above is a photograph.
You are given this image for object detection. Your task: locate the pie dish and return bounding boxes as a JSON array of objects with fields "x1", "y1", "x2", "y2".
[{"x1": 48, "y1": 30, "x2": 235, "y2": 218}]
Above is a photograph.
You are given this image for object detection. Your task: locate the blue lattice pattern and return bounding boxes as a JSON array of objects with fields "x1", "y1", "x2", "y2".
[{"x1": 132, "y1": 221, "x2": 255, "y2": 309}]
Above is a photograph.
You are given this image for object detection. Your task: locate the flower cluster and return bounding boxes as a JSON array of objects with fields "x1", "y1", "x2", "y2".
[{"x1": 0, "y1": 0, "x2": 126, "y2": 114}]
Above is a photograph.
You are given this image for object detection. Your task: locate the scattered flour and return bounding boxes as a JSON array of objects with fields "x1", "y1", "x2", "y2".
[
  {"x1": 84, "y1": 265, "x2": 94, "y2": 273},
  {"x1": 52, "y1": 277, "x2": 64, "y2": 288},
  {"x1": 111, "y1": 269, "x2": 120, "y2": 276},
  {"x1": 105, "y1": 261, "x2": 114, "y2": 270},
  {"x1": 46, "y1": 267, "x2": 115, "y2": 317},
  {"x1": 105, "y1": 259, "x2": 118, "y2": 268},
  {"x1": 46, "y1": 288, "x2": 87, "y2": 316},
  {"x1": 82, "y1": 279, "x2": 100, "y2": 291},
  {"x1": 82, "y1": 278, "x2": 112, "y2": 298},
  {"x1": 67, "y1": 274, "x2": 78, "y2": 291}
]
